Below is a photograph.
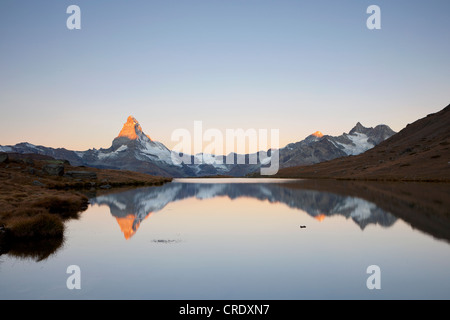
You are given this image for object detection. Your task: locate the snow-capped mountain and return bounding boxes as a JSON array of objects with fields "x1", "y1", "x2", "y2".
[
  {"x1": 279, "y1": 122, "x2": 396, "y2": 168},
  {"x1": 76, "y1": 116, "x2": 186, "y2": 176},
  {"x1": 111, "y1": 116, "x2": 175, "y2": 165},
  {"x1": 0, "y1": 116, "x2": 396, "y2": 177}
]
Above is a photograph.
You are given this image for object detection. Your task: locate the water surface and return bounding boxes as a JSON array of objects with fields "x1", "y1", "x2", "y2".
[{"x1": 1, "y1": 178, "x2": 449, "y2": 299}]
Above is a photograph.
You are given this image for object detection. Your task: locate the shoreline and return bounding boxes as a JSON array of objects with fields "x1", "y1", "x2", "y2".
[
  {"x1": 0, "y1": 153, "x2": 172, "y2": 250},
  {"x1": 1, "y1": 151, "x2": 448, "y2": 257},
  {"x1": 272, "y1": 175, "x2": 450, "y2": 183}
]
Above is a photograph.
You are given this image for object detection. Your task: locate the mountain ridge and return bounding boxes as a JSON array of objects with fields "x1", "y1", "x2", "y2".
[
  {"x1": 274, "y1": 104, "x2": 450, "y2": 181},
  {"x1": 0, "y1": 116, "x2": 396, "y2": 177}
]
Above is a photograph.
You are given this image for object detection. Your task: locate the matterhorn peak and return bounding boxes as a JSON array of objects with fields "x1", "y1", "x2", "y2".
[
  {"x1": 117, "y1": 116, "x2": 152, "y2": 141},
  {"x1": 127, "y1": 115, "x2": 138, "y2": 125}
]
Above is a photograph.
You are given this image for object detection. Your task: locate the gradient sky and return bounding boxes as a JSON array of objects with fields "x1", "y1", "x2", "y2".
[{"x1": 1, "y1": 0, "x2": 449, "y2": 151}]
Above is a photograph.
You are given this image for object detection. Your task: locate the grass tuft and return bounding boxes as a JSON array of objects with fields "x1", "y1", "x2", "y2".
[
  {"x1": 32, "y1": 194, "x2": 88, "y2": 218},
  {"x1": 9, "y1": 214, "x2": 65, "y2": 239}
]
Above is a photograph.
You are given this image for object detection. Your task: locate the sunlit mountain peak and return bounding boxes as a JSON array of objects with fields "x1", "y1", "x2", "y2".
[
  {"x1": 312, "y1": 131, "x2": 324, "y2": 138},
  {"x1": 117, "y1": 115, "x2": 152, "y2": 141}
]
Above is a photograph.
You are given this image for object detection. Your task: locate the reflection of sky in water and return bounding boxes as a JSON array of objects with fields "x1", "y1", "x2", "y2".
[{"x1": 0, "y1": 180, "x2": 450, "y2": 300}]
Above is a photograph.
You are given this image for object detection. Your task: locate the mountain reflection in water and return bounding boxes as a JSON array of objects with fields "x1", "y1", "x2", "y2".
[
  {"x1": 2, "y1": 179, "x2": 450, "y2": 300},
  {"x1": 89, "y1": 179, "x2": 398, "y2": 240}
]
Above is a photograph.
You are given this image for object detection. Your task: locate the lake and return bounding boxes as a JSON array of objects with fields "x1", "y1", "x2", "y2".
[{"x1": 1, "y1": 178, "x2": 449, "y2": 300}]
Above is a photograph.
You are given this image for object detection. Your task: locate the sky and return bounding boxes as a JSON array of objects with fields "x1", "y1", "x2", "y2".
[{"x1": 0, "y1": 0, "x2": 449, "y2": 152}]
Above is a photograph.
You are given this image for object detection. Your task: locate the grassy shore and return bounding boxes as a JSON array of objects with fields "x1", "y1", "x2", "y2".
[{"x1": 0, "y1": 153, "x2": 172, "y2": 242}]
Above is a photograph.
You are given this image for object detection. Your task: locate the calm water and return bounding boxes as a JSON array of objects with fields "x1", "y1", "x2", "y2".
[{"x1": 1, "y1": 178, "x2": 449, "y2": 299}]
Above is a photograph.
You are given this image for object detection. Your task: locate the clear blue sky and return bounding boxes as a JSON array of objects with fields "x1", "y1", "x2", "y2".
[{"x1": 1, "y1": 0, "x2": 449, "y2": 151}]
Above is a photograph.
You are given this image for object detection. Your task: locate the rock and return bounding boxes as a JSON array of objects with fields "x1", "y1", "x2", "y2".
[
  {"x1": 42, "y1": 164, "x2": 64, "y2": 176},
  {"x1": 0, "y1": 153, "x2": 8, "y2": 164},
  {"x1": 33, "y1": 180, "x2": 46, "y2": 187},
  {"x1": 100, "y1": 184, "x2": 112, "y2": 189},
  {"x1": 65, "y1": 171, "x2": 97, "y2": 180}
]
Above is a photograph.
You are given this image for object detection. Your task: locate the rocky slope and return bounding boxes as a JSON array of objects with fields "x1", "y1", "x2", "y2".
[
  {"x1": 274, "y1": 104, "x2": 450, "y2": 181},
  {"x1": 280, "y1": 123, "x2": 395, "y2": 168}
]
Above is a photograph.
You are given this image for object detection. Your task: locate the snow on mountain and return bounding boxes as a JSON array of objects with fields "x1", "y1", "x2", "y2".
[
  {"x1": 0, "y1": 117, "x2": 396, "y2": 177},
  {"x1": 108, "y1": 116, "x2": 176, "y2": 166},
  {"x1": 332, "y1": 132, "x2": 375, "y2": 155},
  {"x1": 279, "y1": 122, "x2": 396, "y2": 169},
  {"x1": 0, "y1": 146, "x2": 12, "y2": 152},
  {"x1": 328, "y1": 122, "x2": 395, "y2": 156},
  {"x1": 74, "y1": 151, "x2": 85, "y2": 158},
  {"x1": 97, "y1": 145, "x2": 128, "y2": 160},
  {"x1": 193, "y1": 153, "x2": 228, "y2": 170},
  {"x1": 135, "y1": 137, "x2": 176, "y2": 166}
]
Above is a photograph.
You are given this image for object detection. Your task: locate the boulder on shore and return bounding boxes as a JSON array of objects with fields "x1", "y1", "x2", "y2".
[
  {"x1": 0, "y1": 153, "x2": 8, "y2": 164},
  {"x1": 42, "y1": 164, "x2": 65, "y2": 176}
]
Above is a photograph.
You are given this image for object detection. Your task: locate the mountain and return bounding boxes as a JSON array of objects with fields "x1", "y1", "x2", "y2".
[
  {"x1": 280, "y1": 122, "x2": 396, "y2": 168},
  {"x1": 0, "y1": 116, "x2": 187, "y2": 177},
  {"x1": 274, "y1": 104, "x2": 450, "y2": 181},
  {"x1": 76, "y1": 116, "x2": 185, "y2": 177},
  {"x1": 0, "y1": 142, "x2": 84, "y2": 166},
  {"x1": 0, "y1": 116, "x2": 395, "y2": 177}
]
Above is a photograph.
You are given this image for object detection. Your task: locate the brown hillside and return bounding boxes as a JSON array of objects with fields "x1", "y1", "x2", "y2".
[
  {"x1": 275, "y1": 104, "x2": 450, "y2": 181},
  {"x1": 0, "y1": 153, "x2": 172, "y2": 242}
]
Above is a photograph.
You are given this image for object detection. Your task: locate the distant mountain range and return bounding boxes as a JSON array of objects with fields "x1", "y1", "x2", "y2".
[
  {"x1": 0, "y1": 116, "x2": 395, "y2": 177},
  {"x1": 279, "y1": 122, "x2": 395, "y2": 168},
  {"x1": 274, "y1": 104, "x2": 450, "y2": 181},
  {"x1": 90, "y1": 181, "x2": 397, "y2": 239}
]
